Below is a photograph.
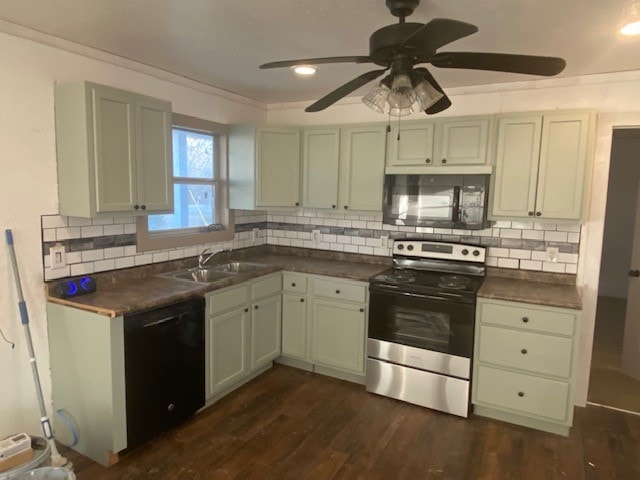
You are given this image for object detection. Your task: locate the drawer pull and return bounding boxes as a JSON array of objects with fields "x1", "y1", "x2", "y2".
[
  {"x1": 518, "y1": 392, "x2": 525, "y2": 397},
  {"x1": 521, "y1": 348, "x2": 528, "y2": 355},
  {"x1": 522, "y1": 317, "x2": 529, "y2": 323},
  {"x1": 244, "y1": 308, "x2": 249, "y2": 312},
  {"x1": 300, "y1": 298, "x2": 305, "y2": 303},
  {"x1": 291, "y1": 282, "x2": 296, "y2": 287},
  {"x1": 359, "y1": 308, "x2": 364, "y2": 313},
  {"x1": 168, "y1": 403, "x2": 175, "y2": 412},
  {"x1": 335, "y1": 289, "x2": 341, "y2": 294},
  {"x1": 254, "y1": 305, "x2": 259, "y2": 310}
]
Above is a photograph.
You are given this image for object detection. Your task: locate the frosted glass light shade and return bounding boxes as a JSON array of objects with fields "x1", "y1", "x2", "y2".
[
  {"x1": 413, "y1": 80, "x2": 444, "y2": 110},
  {"x1": 362, "y1": 82, "x2": 390, "y2": 113}
]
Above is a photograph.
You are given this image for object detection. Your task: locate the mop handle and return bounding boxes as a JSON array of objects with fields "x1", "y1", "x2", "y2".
[{"x1": 5, "y1": 230, "x2": 29, "y2": 325}]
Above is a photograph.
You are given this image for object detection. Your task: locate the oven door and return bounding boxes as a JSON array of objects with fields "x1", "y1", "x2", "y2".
[{"x1": 368, "y1": 285, "x2": 475, "y2": 359}]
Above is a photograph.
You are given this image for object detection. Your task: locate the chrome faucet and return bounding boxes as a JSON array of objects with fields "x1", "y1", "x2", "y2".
[{"x1": 198, "y1": 247, "x2": 231, "y2": 268}]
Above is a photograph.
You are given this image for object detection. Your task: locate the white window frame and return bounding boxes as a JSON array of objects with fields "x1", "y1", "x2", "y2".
[{"x1": 137, "y1": 113, "x2": 234, "y2": 251}]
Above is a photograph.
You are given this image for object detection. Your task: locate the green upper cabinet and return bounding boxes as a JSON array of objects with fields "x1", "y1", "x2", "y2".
[
  {"x1": 303, "y1": 128, "x2": 340, "y2": 209},
  {"x1": 229, "y1": 125, "x2": 301, "y2": 210},
  {"x1": 385, "y1": 116, "x2": 492, "y2": 170},
  {"x1": 55, "y1": 82, "x2": 172, "y2": 218},
  {"x1": 302, "y1": 124, "x2": 386, "y2": 212},
  {"x1": 491, "y1": 111, "x2": 593, "y2": 222}
]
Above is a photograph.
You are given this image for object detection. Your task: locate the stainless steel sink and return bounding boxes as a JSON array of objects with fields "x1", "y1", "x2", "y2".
[
  {"x1": 210, "y1": 261, "x2": 266, "y2": 273},
  {"x1": 161, "y1": 261, "x2": 266, "y2": 283}
]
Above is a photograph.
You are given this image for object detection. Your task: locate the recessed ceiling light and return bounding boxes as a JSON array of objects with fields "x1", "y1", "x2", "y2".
[
  {"x1": 620, "y1": 21, "x2": 640, "y2": 35},
  {"x1": 292, "y1": 65, "x2": 317, "y2": 76}
]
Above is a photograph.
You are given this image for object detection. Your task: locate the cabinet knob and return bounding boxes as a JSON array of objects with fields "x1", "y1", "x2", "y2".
[
  {"x1": 629, "y1": 270, "x2": 640, "y2": 277},
  {"x1": 335, "y1": 289, "x2": 341, "y2": 294},
  {"x1": 425, "y1": 158, "x2": 431, "y2": 164},
  {"x1": 332, "y1": 205, "x2": 336, "y2": 209},
  {"x1": 292, "y1": 282, "x2": 296, "y2": 287},
  {"x1": 359, "y1": 308, "x2": 364, "y2": 313},
  {"x1": 518, "y1": 392, "x2": 525, "y2": 397},
  {"x1": 295, "y1": 202, "x2": 300, "y2": 206},
  {"x1": 344, "y1": 205, "x2": 349, "y2": 210},
  {"x1": 441, "y1": 158, "x2": 447, "y2": 164},
  {"x1": 300, "y1": 298, "x2": 305, "y2": 303},
  {"x1": 167, "y1": 403, "x2": 175, "y2": 412},
  {"x1": 521, "y1": 348, "x2": 528, "y2": 355},
  {"x1": 141, "y1": 204, "x2": 146, "y2": 210},
  {"x1": 522, "y1": 317, "x2": 529, "y2": 323},
  {"x1": 528, "y1": 211, "x2": 534, "y2": 217},
  {"x1": 244, "y1": 308, "x2": 249, "y2": 312},
  {"x1": 254, "y1": 305, "x2": 259, "y2": 310},
  {"x1": 134, "y1": 204, "x2": 140, "y2": 210},
  {"x1": 535, "y1": 212, "x2": 542, "y2": 217}
]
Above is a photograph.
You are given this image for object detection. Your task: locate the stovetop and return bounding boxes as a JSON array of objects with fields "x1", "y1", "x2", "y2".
[{"x1": 370, "y1": 267, "x2": 485, "y2": 297}]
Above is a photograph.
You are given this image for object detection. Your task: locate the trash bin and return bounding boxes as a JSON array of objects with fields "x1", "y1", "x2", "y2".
[{"x1": 1, "y1": 467, "x2": 75, "y2": 480}]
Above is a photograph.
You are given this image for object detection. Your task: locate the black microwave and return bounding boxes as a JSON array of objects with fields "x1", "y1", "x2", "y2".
[{"x1": 382, "y1": 174, "x2": 491, "y2": 230}]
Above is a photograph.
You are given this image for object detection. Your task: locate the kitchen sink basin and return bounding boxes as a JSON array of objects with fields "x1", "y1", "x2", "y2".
[
  {"x1": 161, "y1": 261, "x2": 266, "y2": 283},
  {"x1": 210, "y1": 261, "x2": 266, "y2": 273}
]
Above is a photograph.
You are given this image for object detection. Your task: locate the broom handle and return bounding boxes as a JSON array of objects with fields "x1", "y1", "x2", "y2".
[{"x1": 5, "y1": 229, "x2": 67, "y2": 467}]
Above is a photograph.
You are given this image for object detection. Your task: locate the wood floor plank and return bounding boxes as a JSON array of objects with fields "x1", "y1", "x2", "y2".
[{"x1": 58, "y1": 364, "x2": 640, "y2": 480}]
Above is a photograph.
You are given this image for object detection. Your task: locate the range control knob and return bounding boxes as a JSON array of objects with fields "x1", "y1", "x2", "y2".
[
  {"x1": 407, "y1": 245, "x2": 414, "y2": 251},
  {"x1": 397, "y1": 244, "x2": 404, "y2": 250},
  {"x1": 472, "y1": 250, "x2": 481, "y2": 257},
  {"x1": 461, "y1": 249, "x2": 469, "y2": 255}
]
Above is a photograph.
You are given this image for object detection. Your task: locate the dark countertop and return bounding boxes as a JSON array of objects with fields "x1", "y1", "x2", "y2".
[
  {"x1": 478, "y1": 268, "x2": 582, "y2": 310},
  {"x1": 47, "y1": 247, "x2": 391, "y2": 317}
]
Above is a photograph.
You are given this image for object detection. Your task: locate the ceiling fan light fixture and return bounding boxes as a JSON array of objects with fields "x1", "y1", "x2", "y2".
[
  {"x1": 387, "y1": 73, "x2": 417, "y2": 112},
  {"x1": 362, "y1": 82, "x2": 390, "y2": 113},
  {"x1": 388, "y1": 104, "x2": 415, "y2": 117},
  {"x1": 620, "y1": 21, "x2": 640, "y2": 36},
  {"x1": 291, "y1": 65, "x2": 317, "y2": 76},
  {"x1": 413, "y1": 79, "x2": 444, "y2": 110}
]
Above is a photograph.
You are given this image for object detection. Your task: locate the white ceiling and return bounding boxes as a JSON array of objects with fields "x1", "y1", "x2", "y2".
[{"x1": 1, "y1": 0, "x2": 640, "y2": 104}]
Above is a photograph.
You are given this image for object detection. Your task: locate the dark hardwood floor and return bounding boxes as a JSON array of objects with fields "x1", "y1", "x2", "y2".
[{"x1": 62, "y1": 365, "x2": 640, "y2": 480}]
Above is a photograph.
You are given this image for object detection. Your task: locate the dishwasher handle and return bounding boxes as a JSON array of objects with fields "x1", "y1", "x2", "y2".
[{"x1": 142, "y1": 315, "x2": 180, "y2": 328}]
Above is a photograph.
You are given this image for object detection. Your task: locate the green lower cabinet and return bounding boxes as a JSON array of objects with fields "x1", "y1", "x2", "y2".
[
  {"x1": 282, "y1": 293, "x2": 308, "y2": 359},
  {"x1": 207, "y1": 306, "x2": 250, "y2": 396},
  {"x1": 310, "y1": 298, "x2": 366, "y2": 374},
  {"x1": 251, "y1": 295, "x2": 282, "y2": 370}
]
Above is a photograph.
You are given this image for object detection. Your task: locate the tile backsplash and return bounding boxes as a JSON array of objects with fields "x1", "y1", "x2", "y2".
[{"x1": 41, "y1": 209, "x2": 580, "y2": 281}]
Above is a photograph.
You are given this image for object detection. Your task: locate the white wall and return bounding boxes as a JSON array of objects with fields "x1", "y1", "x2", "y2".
[
  {"x1": 267, "y1": 72, "x2": 640, "y2": 406},
  {"x1": 598, "y1": 135, "x2": 640, "y2": 298},
  {"x1": 0, "y1": 30, "x2": 266, "y2": 437}
]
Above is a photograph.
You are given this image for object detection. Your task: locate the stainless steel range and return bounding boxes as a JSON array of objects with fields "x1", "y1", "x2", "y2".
[{"x1": 366, "y1": 240, "x2": 486, "y2": 417}]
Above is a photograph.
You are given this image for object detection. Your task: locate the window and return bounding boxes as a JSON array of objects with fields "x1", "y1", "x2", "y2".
[{"x1": 137, "y1": 113, "x2": 233, "y2": 251}]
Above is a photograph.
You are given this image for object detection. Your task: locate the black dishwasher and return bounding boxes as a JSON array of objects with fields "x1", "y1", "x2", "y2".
[{"x1": 124, "y1": 297, "x2": 205, "y2": 450}]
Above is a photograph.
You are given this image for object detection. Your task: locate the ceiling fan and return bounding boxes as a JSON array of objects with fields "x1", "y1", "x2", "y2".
[{"x1": 259, "y1": 0, "x2": 566, "y2": 116}]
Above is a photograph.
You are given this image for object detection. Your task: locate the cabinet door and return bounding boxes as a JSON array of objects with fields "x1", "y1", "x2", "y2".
[
  {"x1": 251, "y1": 295, "x2": 282, "y2": 370},
  {"x1": 339, "y1": 125, "x2": 386, "y2": 211},
  {"x1": 439, "y1": 118, "x2": 490, "y2": 166},
  {"x1": 256, "y1": 127, "x2": 300, "y2": 207},
  {"x1": 208, "y1": 307, "x2": 249, "y2": 396},
  {"x1": 491, "y1": 116, "x2": 542, "y2": 218},
  {"x1": 311, "y1": 299, "x2": 365, "y2": 374},
  {"x1": 282, "y1": 293, "x2": 307, "y2": 359},
  {"x1": 386, "y1": 122, "x2": 435, "y2": 167},
  {"x1": 303, "y1": 128, "x2": 340, "y2": 209},
  {"x1": 91, "y1": 85, "x2": 137, "y2": 213},
  {"x1": 134, "y1": 97, "x2": 173, "y2": 212},
  {"x1": 534, "y1": 113, "x2": 590, "y2": 220}
]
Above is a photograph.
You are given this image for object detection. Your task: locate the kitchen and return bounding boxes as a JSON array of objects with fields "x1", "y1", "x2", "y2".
[{"x1": 1, "y1": 1, "x2": 640, "y2": 479}]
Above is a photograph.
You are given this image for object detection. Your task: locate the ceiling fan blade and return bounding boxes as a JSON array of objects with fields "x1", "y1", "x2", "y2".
[
  {"x1": 305, "y1": 69, "x2": 387, "y2": 112},
  {"x1": 430, "y1": 52, "x2": 566, "y2": 76},
  {"x1": 260, "y1": 56, "x2": 372, "y2": 69},
  {"x1": 401, "y1": 18, "x2": 478, "y2": 53},
  {"x1": 414, "y1": 67, "x2": 452, "y2": 114}
]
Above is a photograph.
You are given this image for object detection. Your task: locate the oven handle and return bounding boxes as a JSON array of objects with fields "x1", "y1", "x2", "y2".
[{"x1": 369, "y1": 285, "x2": 471, "y2": 304}]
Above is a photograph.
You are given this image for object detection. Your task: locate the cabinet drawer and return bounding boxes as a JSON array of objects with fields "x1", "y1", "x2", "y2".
[
  {"x1": 283, "y1": 273, "x2": 307, "y2": 294},
  {"x1": 478, "y1": 325, "x2": 573, "y2": 378},
  {"x1": 251, "y1": 274, "x2": 282, "y2": 301},
  {"x1": 208, "y1": 285, "x2": 248, "y2": 316},
  {"x1": 475, "y1": 366, "x2": 570, "y2": 422},
  {"x1": 313, "y1": 277, "x2": 366, "y2": 303},
  {"x1": 478, "y1": 301, "x2": 576, "y2": 336}
]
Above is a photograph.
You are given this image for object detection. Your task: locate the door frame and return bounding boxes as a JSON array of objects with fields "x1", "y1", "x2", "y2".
[{"x1": 576, "y1": 112, "x2": 640, "y2": 406}]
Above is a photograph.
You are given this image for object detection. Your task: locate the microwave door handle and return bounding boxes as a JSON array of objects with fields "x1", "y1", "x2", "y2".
[{"x1": 452, "y1": 186, "x2": 461, "y2": 222}]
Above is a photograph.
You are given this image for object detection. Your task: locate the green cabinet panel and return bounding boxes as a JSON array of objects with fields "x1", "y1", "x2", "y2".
[
  {"x1": 55, "y1": 81, "x2": 172, "y2": 218},
  {"x1": 303, "y1": 128, "x2": 340, "y2": 209},
  {"x1": 439, "y1": 117, "x2": 490, "y2": 165},
  {"x1": 386, "y1": 122, "x2": 435, "y2": 166},
  {"x1": 282, "y1": 293, "x2": 308, "y2": 359},
  {"x1": 229, "y1": 125, "x2": 301, "y2": 210},
  {"x1": 208, "y1": 306, "x2": 249, "y2": 396},
  {"x1": 251, "y1": 295, "x2": 282, "y2": 370},
  {"x1": 311, "y1": 298, "x2": 366, "y2": 374},
  {"x1": 339, "y1": 125, "x2": 387, "y2": 211},
  {"x1": 491, "y1": 111, "x2": 593, "y2": 222}
]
